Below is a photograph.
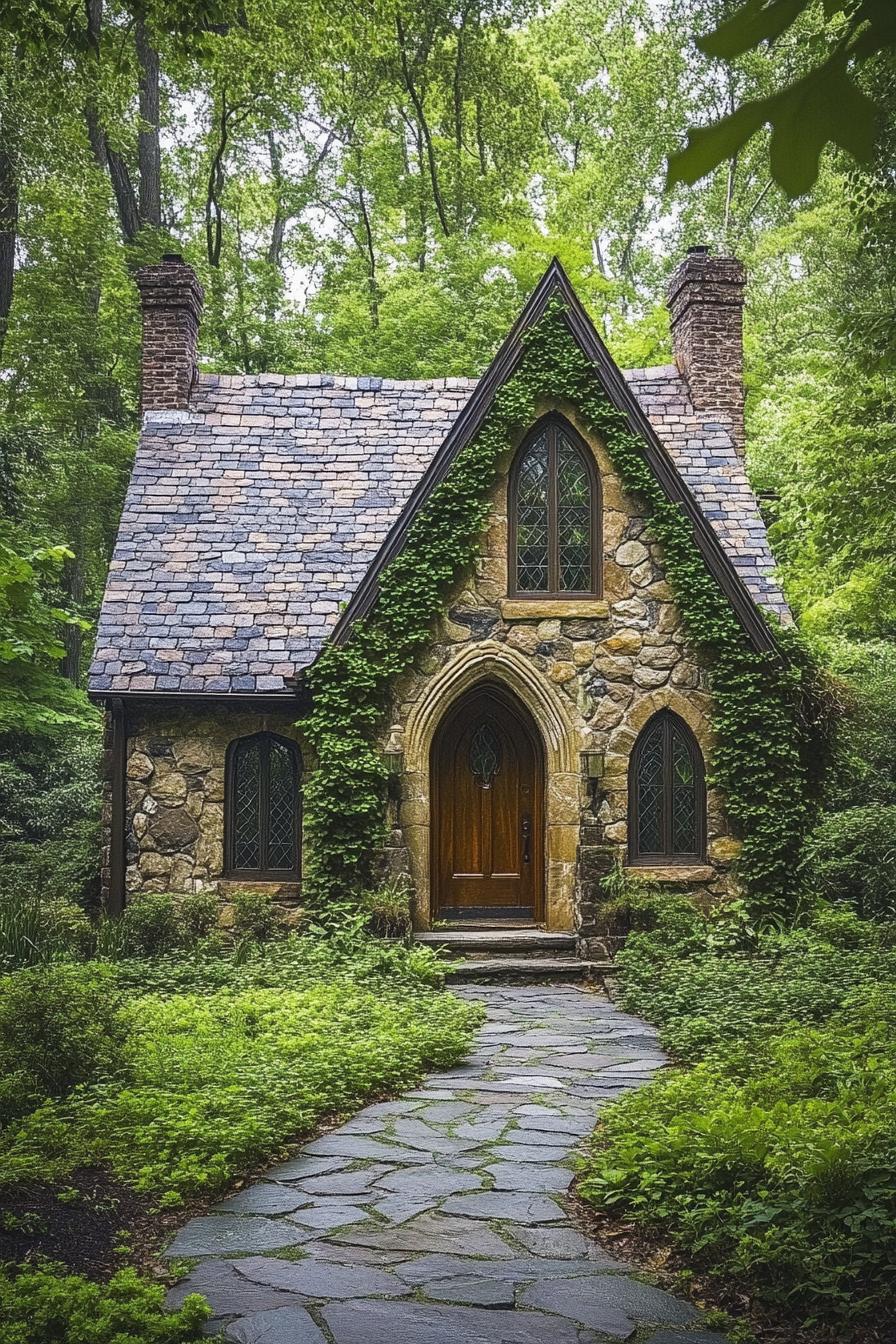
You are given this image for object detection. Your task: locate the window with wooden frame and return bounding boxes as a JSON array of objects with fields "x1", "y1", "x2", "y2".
[
  {"x1": 225, "y1": 733, "x2": 302, "y2": 879},
  {"x1": 629, "y1": 711, "x2": 705, "y2": 864},
  {"x1": 508, "y1": 416, "x2": 601, "y2": 598}
]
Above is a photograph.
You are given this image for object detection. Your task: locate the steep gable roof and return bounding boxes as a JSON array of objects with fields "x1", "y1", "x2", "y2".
[
  {"x1": 88, "y1": 263, "x2": 787, "y2": 701},
  {"x1": 330, "y1": 259, "x2": 781, "y2": 653}
]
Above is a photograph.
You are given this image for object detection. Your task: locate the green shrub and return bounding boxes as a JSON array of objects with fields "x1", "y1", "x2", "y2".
[
  {"x1": 0, "y1": 1265, "x2": 209, "y2": 1344},
  {"x1": 801, "y1": 804, "x2": 896, "y2": 919},
  {"x1": 0, "y1": 963, "x2": 129, "y2": 1122},
  {"x1": 823, "y1": 639, "x2": 896, "y2": 810},
  {"x1": 363, "y1": 877, "x2": 413, "y2": 939},
  {"x1": 0, "y1": 937, "x2": 479, "y2": 1202},
  {"x1": 230, "y1": 888, "x2": 285, "y2": 942},
  {"x1": 0, "y1": 893, "x2": 95, "y2": 971},
  {"x1": 579, "y1": 903, "x2": 896, "y2": 1328},
  {"x1": 119, "y1": 893, "x2": 181, "y2": 957},
  {"x1": 0, "y1": 730, "x2": 102, "y2": 910},
  {"x1": 177, "y1": 891, "x2": 219, "y2": 945},
  {"x1": 580, "y1": 1017, "x2": 896, "y2": 1324}
]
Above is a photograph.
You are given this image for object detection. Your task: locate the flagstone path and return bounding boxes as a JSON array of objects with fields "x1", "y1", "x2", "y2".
[{"x1": 166, "y1": 984, "x2": 728, "y2": 1343}]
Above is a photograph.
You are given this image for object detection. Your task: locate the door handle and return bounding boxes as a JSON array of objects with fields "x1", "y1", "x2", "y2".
[{"x1": 521, "y1": 814, "x2": 531, "y2": 863}]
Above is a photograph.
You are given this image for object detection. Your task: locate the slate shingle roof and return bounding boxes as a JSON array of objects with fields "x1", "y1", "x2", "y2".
[{"x1": 87, "y1": 367, "x2": 788, "y2": 697}]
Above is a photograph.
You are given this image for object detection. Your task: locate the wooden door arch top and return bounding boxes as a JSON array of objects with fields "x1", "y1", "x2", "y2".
[{"x1": 431, "y1": 683, "x2": 545, "y2": 920}]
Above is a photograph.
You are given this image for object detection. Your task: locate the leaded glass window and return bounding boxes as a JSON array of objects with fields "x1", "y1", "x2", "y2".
[
  {"x1": 629, "y1": 712, "x2": 704, "y2": 862},
  {"x1": 510, "y1": 419, "x2": 599, "y2": 596},
  {"x1": 227, "y1": 734, "x2": 301, "y2": 877}
]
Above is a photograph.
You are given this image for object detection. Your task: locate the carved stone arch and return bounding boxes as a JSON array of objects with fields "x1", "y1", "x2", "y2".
[
  {"x1": 607, "y1": 687, "x2": 714, "y2": 765},
  {"x1": 404, "y1": 639, "x2": 582, "y2": 778},
  {"x1": 600, "y1": 687, "x2": 715, "y2": 866},
  {"x1": 401, "y1": 640, "x2": 586, "y2": 930}
]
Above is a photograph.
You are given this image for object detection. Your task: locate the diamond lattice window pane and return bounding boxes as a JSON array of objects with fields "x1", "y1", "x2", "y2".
[
  {"x1": 267, "y1": 740, "x2": 298, "y2": 870},
  {"x1": 469, "y1": 722, "x2": 502, "y2": 788},
  {"x1": 233, "y1": 740, "x2": 262, "y2": 870},
  {"x1": 515, "y1": 433, "x2": 549, "y2": 591},
  {"x1": 671, "y1": 726, "x2": 697, "y2": 855},
  {"x1": 557, "y1": 434, "x2": 592, "y2": 591},
  {"x1": 636, "y1": 720, "x2": 664, "y2": 855}
]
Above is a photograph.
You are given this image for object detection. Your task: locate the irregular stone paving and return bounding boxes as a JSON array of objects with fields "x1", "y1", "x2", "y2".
[{"x1": 166, "y1": 986, "x2": 728, "y2": 1343}]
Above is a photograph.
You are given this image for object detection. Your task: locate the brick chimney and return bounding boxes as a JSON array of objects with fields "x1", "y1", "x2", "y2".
[
  {"x1": 667, "y1": 247, "x2": 746, "y2": 455},
  {"x1": 135, "y1": 254, "x2": 204, "y2": 414}
]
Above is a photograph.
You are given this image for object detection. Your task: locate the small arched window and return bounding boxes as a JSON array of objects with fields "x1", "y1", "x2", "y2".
[
  {"x1": 225, "y1": 733, "x2": 302, "y2": 879},
  {"x1": 509, "y1": 417, "x2": 601, "y2": 597},
  {"x1": 629, "y1": 711, "x2": 705, "y2": 863}
]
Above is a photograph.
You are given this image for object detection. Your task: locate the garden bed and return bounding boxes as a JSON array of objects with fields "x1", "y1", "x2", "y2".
[{"x1": 577, "y1": 892, "x2": 896, "y2": 1341}]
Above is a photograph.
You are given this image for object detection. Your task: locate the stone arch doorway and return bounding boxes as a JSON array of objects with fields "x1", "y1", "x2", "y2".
[{"x1": 430, "y1": 683, "x2": 545, "y2": 921}]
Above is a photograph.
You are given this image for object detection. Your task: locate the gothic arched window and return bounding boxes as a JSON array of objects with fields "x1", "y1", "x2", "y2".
[
  {"x1": 509, "y1": 417, "x2": 601, "y2": 597},
  {"x1": 629, "y1": 711, "x2": 705, "y2": 863},
  {"x1": 225, "y1": 733, "x2": 302, "y2": 878}
]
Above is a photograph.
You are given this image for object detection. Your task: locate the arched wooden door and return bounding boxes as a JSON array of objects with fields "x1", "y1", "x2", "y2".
[{"x1": 431, "y1": 685, "x2": 544, "y2": 920}]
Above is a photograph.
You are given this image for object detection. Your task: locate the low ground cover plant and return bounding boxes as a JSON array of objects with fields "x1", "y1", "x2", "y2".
[
  {"x1": 0, "y1": 1266, "x2": 210, "y2": 1344},
  {"x1": 579, "y1": 888, "x2": 896, "y2": 1333},
  {"x1": 0, "y1": 931, "x2": 478, "y2": 1204},
  {"x1": 0, "y1": 909, "x2": 479, "y2": 1340}
]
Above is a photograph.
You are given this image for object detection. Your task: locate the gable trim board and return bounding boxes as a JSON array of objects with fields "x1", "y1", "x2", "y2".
[{"x1": 330, "y1": 258, "x2": 776, "y2": 656}]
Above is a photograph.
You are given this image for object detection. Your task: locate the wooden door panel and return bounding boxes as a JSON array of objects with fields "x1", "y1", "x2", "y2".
[{"x1": 432, "y1": 687, "x2": 543, "y2": 917}]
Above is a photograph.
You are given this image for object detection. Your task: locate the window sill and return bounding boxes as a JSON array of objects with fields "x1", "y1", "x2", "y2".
[
  {"x1": 500, "y1": 598, "x2": 609, "y2": 620},
  {"x1": 219, "y1": 877, "x2": 302, "y2": 896},
  {"x1": 623, "y1": 864, "x2": 714, "y2": 884}
]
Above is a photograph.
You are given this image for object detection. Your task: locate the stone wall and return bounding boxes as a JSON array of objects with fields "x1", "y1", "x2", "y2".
[
  {"x1": 382, "y1": 399, "x2": 739, "y2": 943},
  {"x1": 108, "y1": 401, "x2": 740, "y2": 934},
  {"x1": 111, "y1": 706, "x2": 304, "y2": 900}
]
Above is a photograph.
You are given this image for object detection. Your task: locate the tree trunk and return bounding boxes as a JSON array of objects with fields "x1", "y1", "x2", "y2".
[
  {"x1": 267, "y1": 129, "x2": 286, "y2": 268},
  {"x1": 84, "y1": 0, "x2": 140, "y2": 244},
  {"x1": 395, "y1": 12, "x2": 450, "y2": 236},
  {"x1": 0, "y1": 66, "x2": 18, "y2": 363},
  {"x1": 135, "y1": 17, "x2": 162, "y2": 228}
]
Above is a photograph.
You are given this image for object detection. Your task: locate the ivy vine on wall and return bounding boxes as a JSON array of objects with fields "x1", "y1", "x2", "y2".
[{"x1": 301, "y1": 299, "x2": 823, "y2": 921}]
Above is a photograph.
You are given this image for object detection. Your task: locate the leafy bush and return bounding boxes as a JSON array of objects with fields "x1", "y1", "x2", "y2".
[
  {"x1": 822, "y1": 639, "x2": 896, "y2": 810},
  {"x1": 801, "y1": 804, "x2": 896, "y2": 919},
  {"x1": 579, "y1": 898, "x2": 896, "y2": 1329},
  {"x1": 0, "y1": 729, "x2": 101, "y2": 909},
  {"x1": 0, "y1": 935, "x2": 478, "y2": 1203},
  {"x1": 0, "y1": 893, "x2": 94, "y2": 971},
  {"x1": 0, "y1": 963, "x2": 129, "y2": 1123},
  {"x1": 363, "y1": 877, "x2": 413, "y2": 939},
  {"x1": 230, "y1": 887, "x2": 286, "y2": 942},
  {"x1": 0, "y1": 1265, "x2": 209, "y2": 1344},
  {"x1": 177, "y1": 891, "x2": 219, "y2": 944},
  {"x1": 119, "y1": 892, "x2": 182, "y2": 957}
]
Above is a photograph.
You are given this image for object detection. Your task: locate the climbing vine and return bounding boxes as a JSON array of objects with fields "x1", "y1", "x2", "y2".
[{"x1": 301, "y1": 300, "x2": 825, "y2": 921}]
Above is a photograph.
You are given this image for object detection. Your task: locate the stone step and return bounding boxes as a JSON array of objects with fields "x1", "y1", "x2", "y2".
[
  {"x1": 417, "y1": 929, "x2": 576, "y2": 958},
  {"x1": 443, "y1": 956, "x2": 615, "y2": 983}
]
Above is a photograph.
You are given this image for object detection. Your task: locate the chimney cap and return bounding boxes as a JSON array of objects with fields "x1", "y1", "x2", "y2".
[
  {"x1": 687, "y1": 244, "x2": 710, "y2": 256},
  {"x1": 161, "y1": 252, "x2": 186, "y2": 264}
]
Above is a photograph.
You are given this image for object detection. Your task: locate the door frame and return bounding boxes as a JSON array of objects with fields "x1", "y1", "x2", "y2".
[{"x1": 430, "y1": 681, "x2": 545, "y2": 922}]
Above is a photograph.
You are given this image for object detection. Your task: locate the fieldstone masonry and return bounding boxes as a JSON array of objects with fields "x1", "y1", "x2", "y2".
[
  {"x1": 94, "y1": 251, "x2": 786, "y2": 932},
  {"x1": 115, "y1": 708, "x2": 304, "y2": 900},
  {"x1": 382, "y1": 400, "x2": 736, "y2": 949}
]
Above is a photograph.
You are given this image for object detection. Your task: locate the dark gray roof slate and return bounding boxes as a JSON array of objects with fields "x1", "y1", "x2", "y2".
[{"x1": 88, "y1": 367, "x2": 788, "y2": 696}]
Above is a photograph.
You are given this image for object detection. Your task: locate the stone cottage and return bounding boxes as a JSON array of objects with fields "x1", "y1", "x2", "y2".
[{"x1": 88, "y1": 251, "x2": 788, "y2": 946}]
